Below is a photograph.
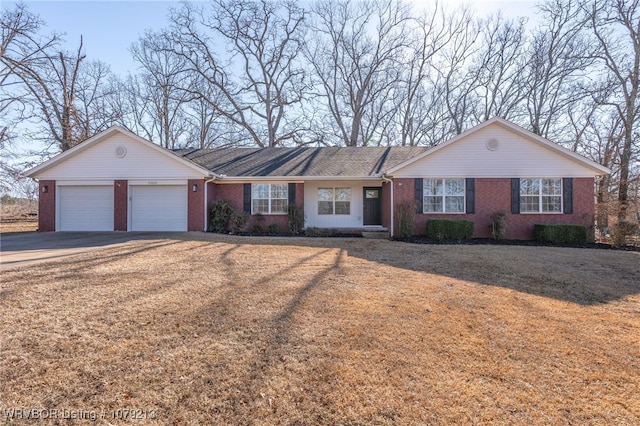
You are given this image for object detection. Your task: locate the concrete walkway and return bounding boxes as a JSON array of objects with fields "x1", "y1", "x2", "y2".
[{"x1": 0, "y1": 232, "x2": 171, "y2": 271}]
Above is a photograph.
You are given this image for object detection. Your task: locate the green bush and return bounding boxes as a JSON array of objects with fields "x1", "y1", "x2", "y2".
[
  {"x1": 304, "y1": 227, "x2": 331, "y2": 237},
  {"x1": 252, "y1": 212, "x2": 265, "y2": 234},
  {"x1": 426, "y1": 219, "x2": 474, "y2": 240},
  {"x1": 533, "y1": 224, "x2": 588, "y2": 244},
  {"x1": 230, "y1": 211, "x2": 249, "y2": 234},
  {"x1": 208, "y1": 199, "x2": 234, "y2": 233},
  {"x1": 288, "y1": 203, "x2": 304, "y2": 234},
  {"x1": 396, "y1": 200, "x2": 418, "y2": 238},
  {"x1": 267, "y1": 223, "x2": 279, "y2": 235},
  {"x1": 490, "y1": 210, "x2": 507, "y2": 239}
]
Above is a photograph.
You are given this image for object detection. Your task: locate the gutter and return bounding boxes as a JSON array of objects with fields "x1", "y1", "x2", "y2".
[{"x1": 381, "y1": 173, "x2": 394, "y2": 238}]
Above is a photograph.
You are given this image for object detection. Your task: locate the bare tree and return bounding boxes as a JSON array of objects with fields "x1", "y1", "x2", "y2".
[
  {"x1": 523, "y1": 0, "x2": 595, "y2": 139},
  {"x1": 585, "y1": 0, "x2": 640, "y2": 220},
  {"x1": 2, "y1": 3, "x2": 114, "y2": 152},
  {"x1": 306, "y1": 0, "x2": 411, "y2": 146},
  {"x1": 472, "y1": 13, "x2": 528, "y2": 123},
  {"x1": 129, "y1": 31, "x2": 194, "y2": 148},
  {"x1": 166, "y1": 0, "x2": 307, "y2": 147},
  {"x1": 394, "y1": 3, "x2": 455, "y2": 146}
]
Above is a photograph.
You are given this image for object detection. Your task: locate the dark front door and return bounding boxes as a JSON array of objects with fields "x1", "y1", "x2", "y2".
[{"x1": 363, "y1": 187, "x2": 382, "y2": 226}]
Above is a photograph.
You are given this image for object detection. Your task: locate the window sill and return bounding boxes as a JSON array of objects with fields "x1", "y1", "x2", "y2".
[{"x1": 519, "y1": 212, "x2": 564, "y2": 215}]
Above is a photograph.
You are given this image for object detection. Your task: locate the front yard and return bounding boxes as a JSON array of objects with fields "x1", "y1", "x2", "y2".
[{"x1": 1, "y1": 235, "x2": 639, "y2": 425}]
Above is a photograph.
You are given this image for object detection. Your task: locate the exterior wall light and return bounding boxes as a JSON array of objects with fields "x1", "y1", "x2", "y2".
[
  {"x1": 42, "y1": 185, "x2": 48, "y2": 193},
  {"x1": 192, "y1": 184, "x2": 198, "y2": 192}
]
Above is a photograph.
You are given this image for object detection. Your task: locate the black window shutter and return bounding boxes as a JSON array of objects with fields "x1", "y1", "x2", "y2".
[
  {"x1": 415, "y1": 178, "x2": 423, "y2": 213},
  {"x1": 465, "y1": 178, "x2": 475, "y2": 214},
  {"x1": 511, "y1": 178, "x2": 520, "y2": 214},
  {"x1": 563, "y1": 178, "x2": 573, "y2": 214},
  {"x1": 288, "y1": 183, "x2": 296, "y2": 204},
  {"x1": 243, "y1": 183, "x2": 251, "y2": 213}
]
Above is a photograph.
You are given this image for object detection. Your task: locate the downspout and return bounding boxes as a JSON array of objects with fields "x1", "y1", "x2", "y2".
[
  {"x1": 203, "y1": 175, "x2": 217, "y2": 231},
  {"x1": 381, "y1": 174, "x2": 394, "y2": 238}
]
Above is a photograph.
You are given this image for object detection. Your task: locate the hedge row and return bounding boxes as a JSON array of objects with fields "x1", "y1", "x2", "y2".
[
  {"x1": 533, "y1": 224, "x2": 588, "y2": 244},
  {"x1": 426, "y1": 219, "x2": 474, "y2": 240}
]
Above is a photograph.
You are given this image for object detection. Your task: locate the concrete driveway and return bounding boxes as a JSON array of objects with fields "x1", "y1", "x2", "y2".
[{"x1": 0, "y1": 232, "x2": 175, "y2": 271}]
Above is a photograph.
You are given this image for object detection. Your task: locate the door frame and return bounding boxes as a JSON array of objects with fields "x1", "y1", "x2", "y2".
[{"x1": 363, "y1": 186, "x2": 382, "y2": 226}]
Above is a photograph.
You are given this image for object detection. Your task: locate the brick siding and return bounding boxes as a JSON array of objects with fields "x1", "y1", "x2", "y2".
[
  {"x1": 210, "y1": 182, "x2": 304, "y2": 233},
  {"x1": 188, "y1": 179, "x2": 205, "y2": 231},
  {"x1": 38, "y1": 180, "x2": 56, "y2": 232},
  {"x1": 114, "y1": 180, "x2": 128, "y2": 231},
  {"x1": 394, "y1": 177, "x2": 595, "y2": 241}
]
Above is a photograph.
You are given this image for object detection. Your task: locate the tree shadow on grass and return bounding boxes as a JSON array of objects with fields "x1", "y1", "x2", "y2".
[{"x1": 176, "y1": 233, "x2": 640, "y2": 306}]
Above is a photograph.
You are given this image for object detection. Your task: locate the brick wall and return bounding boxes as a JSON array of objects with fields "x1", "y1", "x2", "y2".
[
  {"x1": 188, "y1": 179, "x2": 205, "y2": 231},
  {"x1": 38, "y1": 180, "x2": 55, "y2": 232},
  {"x1": 114, "y1": 180, "x2": 128, "y2": 231},
  {"x1": 381, "y1": 180, "x2": 391, "y2": 229},
  {"x1": 210, "y1": 182, "x2": 304, "y2": 233},
  {"x1": 394, "y1": 177, "x2": 595, "y2": 240}
]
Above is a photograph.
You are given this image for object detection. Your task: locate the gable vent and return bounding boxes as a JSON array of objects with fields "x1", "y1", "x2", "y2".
[
  {"x1": 486, "y1": 138, "x2": 499, "y2": 151},
  {"x1": 115, "y1": 146, "x2": 127, "y2": 158}
]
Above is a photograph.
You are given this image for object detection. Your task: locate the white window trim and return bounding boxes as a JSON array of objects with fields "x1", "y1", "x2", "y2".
[
  {"x1": 519, "y1": 178, "x2": 563, "y2": 214},
  {"x1": 423, "y1": 178, "x2": 466, "y2": 214},
  {"x1": 317, "y1": 187, "x2": 351, "y2": 215},
  {"x1": 251, "y1": 183, "x2": 288, "y2": 215}
]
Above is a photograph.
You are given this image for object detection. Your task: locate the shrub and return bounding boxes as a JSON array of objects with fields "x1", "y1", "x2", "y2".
[
  {"x1": 288, "y1": 203, "x2": 304, "y2": 234},
  {"x1": 611, "y1": 220, "x2": 639, "y2": 247},
  {"x1": 252, "y1": 212, "x2": 265, "y2": 234},
  {"x1": 230, "y1": 211, "x2": 249, "y2": 234},
  {"x1": 426, "y1": 219, "x2": 474, "y2": 240},
  {"x1": 267, "y1": 223, "x2": 279, "y2": 235},
  {"x1": 396, "y1": 200, "x2": 418, "y2": 238},
  {"x1": 533, "y1": 224, "x2": 588, "y2": 244},
  {"x1": 490, "y1": 210, "x2": 507, "y2": 239},
  {"x1": 208, "y1": 199, "x2": 234, "y2": 233},
  {"x1": 304, "y1": 227, "x2": 330, "y2": 237}
]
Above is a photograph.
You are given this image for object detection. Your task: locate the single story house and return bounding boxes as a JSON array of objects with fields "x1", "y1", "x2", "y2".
[{"x1": 25, "y1": 117, "x2": 610, "y2": 239}]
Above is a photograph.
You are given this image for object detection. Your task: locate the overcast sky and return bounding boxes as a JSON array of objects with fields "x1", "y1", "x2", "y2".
[{"x1": 10, "y1": 0, "x2": 539, "y2": 76}]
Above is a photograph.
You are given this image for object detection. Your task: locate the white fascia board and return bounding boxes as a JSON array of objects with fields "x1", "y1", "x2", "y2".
[
  {"x1": 215, "y1": 176, "x2": 383, "y2": 183},
  {"x1": 385, "y1": 117, "x2": 611, "y2": 176},
  {"x1": 24, "y1": 126, "x2": 217, "y2": 178}
]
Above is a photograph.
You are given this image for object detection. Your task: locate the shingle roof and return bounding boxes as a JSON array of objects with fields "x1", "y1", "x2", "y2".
[{"x1": 175, "y1": 146, "x2": 430, "y2": 177}]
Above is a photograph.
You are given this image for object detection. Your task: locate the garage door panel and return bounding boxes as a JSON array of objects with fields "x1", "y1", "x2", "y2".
[
  {"x1": 130, "y1": 185, "x2": 187, "y2": 231},
  {"x1": 59, "y1": 186, "x2": 114, "y2": 231}
]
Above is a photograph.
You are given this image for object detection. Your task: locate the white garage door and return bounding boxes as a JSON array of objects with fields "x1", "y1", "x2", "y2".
[
  {"x1": 58, "y1": 185, "x2": 114, "y2": 231},
  {"x1": 130, "y1": 185, "x2": 187, "y2": 231}
]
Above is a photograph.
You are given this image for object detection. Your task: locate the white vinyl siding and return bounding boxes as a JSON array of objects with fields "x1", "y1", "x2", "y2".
[
  {"x1": 423, "y1": 179, "x2": 465, "y2": 213},
  {"x1": 520, "y1": 178, "x2": 562, "y2": 213},
  {"x1": 252, "y1": 183, "x2": 288, "y2": 214},
  {"x1": 393, "y1": 124, "x2": 600, "y2": 178},
  {"x1": 318, "y1": 188, "x2": 351, "y2": 215},
  {"x1": 304, "y1": 181, "x2": 366, "y2": 228},
  {"x1": 38, "y1": 133, "x2": 205, "y2": 180},
  {"x1": 130, "y1": 185, "x2": 187, "y2": 231},
  {"x1": 58, "y1": 185, "x2": 114, "y2": 231}
]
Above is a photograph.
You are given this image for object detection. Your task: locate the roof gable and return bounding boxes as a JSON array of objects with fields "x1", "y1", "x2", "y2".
[
  {"x1": 387, "y1": 118, "x2": 611, "y2": 177},
  {"x1": 26, "y1": 126, "x2": 212, "y2": 180}
]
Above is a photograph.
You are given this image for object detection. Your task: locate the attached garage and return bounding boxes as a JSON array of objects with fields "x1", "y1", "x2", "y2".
[
  {"x1": 130, "y1": 185, "x2": 187, "y2": 231},
  {"x1": 25, "y1": 126, "x2": 213, "y2": 232},
  {"x1": 58, "y1": 185, "x2": 114, "y2": 231}
]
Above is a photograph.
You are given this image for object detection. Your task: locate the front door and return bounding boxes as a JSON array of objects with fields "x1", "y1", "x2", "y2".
[{"x1": 363, "y1": 187, "x2": 382, "y2": 226}]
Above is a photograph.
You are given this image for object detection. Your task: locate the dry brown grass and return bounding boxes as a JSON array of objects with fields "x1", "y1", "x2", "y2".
[
  {"x1": 1, "y1": 201, "x2": 38, "y2": 234},
  {"x1": 1, "y1": 235, "x2": 639, "y2": 425}
]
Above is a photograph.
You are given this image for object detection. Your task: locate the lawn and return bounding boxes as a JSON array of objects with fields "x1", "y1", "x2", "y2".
[{"x1": 1, "y1": 234, "x2": 639, "y2": 425}]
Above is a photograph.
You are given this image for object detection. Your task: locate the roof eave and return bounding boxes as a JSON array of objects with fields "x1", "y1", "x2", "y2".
[
  {"x1": 214, "y1": 175, "x2": 384, "y2": 182},
  {"x1": 385, "y1": 117, "x2": 612, "y2": 176},
  {"x1": 25, "y1": 126, "x2": 215, "y2": 179}
]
